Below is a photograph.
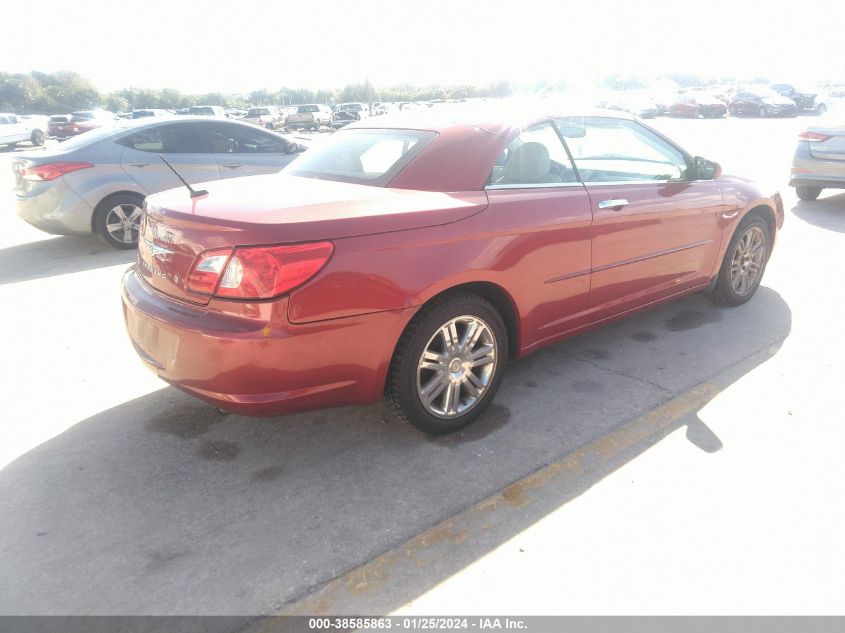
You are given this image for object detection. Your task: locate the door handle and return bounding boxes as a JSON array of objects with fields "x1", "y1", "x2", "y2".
[
  {"x1": 129, "y1": 163, "x2": 150, "y2": 168},
  {"x1": 598, "y1": 198, "x2": 629, "y2": 210},
  {"x1": 221, "y1": 163, "x2": 242, "y2": 169}
]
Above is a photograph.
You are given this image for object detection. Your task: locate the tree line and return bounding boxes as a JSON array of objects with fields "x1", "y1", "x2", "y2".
[
  {"x1": 2, "y1": 70, "x2": 784, "y2": 115},
  {"x1": 0, "y1": 71, "x2": 514, "y2": 114}
]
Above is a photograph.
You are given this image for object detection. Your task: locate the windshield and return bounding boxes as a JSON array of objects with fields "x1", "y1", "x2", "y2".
[{"x1": 284, "y1": 128, "x2": 437, "y2": 186}]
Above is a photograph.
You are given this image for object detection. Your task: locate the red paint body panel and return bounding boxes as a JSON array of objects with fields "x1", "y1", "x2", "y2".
[
  {"x1": 139, "y1": 176, "x2": 488, "y2": 305},
  {"x1": 122, "y1": 111, "x2": 782, "y2": 417},
  {"x1": 585, "y1": 181, "x2": 725, "y2": 320},
  {"x1": 122, "y1": 268, "x2": 416, "y2": 414}
]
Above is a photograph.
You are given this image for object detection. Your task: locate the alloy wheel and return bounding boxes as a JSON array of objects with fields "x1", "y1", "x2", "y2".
[
  {"x1": 105, "y1": 203, "x2": 143, "y2": 244},
  {"x1": 416, "y1": 315, "x2": 497, "y2": 419},
  {"x1": 730, "y1": 226, "x2": 766, "y2": 296}
]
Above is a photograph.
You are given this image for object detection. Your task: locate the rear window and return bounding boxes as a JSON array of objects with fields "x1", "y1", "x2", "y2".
[
  {"x1": 190, "y1": 107, "x2": 215, "y2": 115},
  {"x1": 297, "y1": 105, "x2": 319, "y2": 113},
  {"x1": 247, "y1": 108, "x2": 271, "y2": 117},
  {"x1": 284, "y1": 128, "x2": 436, "y2": 186}
]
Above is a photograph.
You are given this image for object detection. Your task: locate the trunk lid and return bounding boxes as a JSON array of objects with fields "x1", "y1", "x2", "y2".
[
  {"x1": 139, "y1": 174, "x2": 487, "y2": 305},
  {"x1": 808, "y1": 124, "x2": 845, "y2": 161}
]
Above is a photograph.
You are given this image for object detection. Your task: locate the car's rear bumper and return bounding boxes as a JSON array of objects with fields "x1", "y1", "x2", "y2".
[
  {"x1": 790, "y1": 145, "x2": 845, "y2": 188},
  {"x1": 789, "y1": 176, "x2": 845, "y2": 189},
  {"x1": 15, "y1": 179, "x2": 94, "y2": 235},
  {"x1": 121, "y1": 266, "x2": 415, "y2": 416}
]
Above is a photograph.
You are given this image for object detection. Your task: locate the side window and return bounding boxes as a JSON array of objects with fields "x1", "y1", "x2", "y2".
[
  {"x1": 210, "y1": 124, "x2": 291, "y2": 154},
  {"x1": 556, "y1": 116, "x2": 690, "y2": 183},
  {"x1": 121, "y1": 124, "x2": 214, "y2": 153},
  {"x1": 119, "y1": 127, "x2": 164, "y2": 152},
  {"x1": 489, "y1": 121, "x2": 577, "y2": 186},
  {"x1": 160, "y1": 123, "x2": 215, "y2": 153}
]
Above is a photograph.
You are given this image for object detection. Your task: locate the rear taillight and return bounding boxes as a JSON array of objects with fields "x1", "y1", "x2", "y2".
[
  {"x1": 21, "y1": 162, "x2": 94, "y2": 181},
  {"x1": 186, "y1": 248, "x2": 233, "y2": 295},
  {"x1": 187, "y1": 242, "x2": 334, "y2": 299},
  {"x1": 798, "y1": 131, "x2": 832, "y2": 142}
]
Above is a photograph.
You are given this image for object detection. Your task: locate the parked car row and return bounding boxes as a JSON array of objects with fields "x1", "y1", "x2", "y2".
[{"x1": 604, "y1": 84, "x2": 837, "y2": 120}]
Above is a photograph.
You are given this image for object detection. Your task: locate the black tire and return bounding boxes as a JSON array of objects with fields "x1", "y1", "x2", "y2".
[
  {"x1": 385, "y1": 293, "x2": 508, "y2": 435},
  {"x1": 709, "y1": 215, "x2": 771, "y2": 307},
  {"x1": 817, "y1": 104, "x2": 827, "y2": 115},
  {"x1": 93, "y1": 193, "x2": 145, "y2": 249},
  {"x1": 30, "y1": 129, "x2": 45, "y2": 146},
  {"x1": 266, "y1": 122, "x2": 274, "y2": 130},
  {"x1": 796, "y1": 186, "x2": 822, "y2": 201}
]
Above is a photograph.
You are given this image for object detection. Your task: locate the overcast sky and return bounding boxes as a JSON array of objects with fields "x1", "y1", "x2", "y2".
[{"x1": 3, "y1": 0, "x2": 841, "y2": 93}]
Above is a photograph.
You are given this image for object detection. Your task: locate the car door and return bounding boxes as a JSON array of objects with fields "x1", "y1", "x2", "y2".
[
  {"x1": 209, "y1": 121, "x2": 299, "y2": 178},
  {"x1": 733, "y1": 92, "x2": 749, "y2": 115},
  {"x1": 556, "y1": 116, "x2": 725, "y2": 321},
  {"x1": 744, "y1": 92, "x2": 761, "y2": 115},
  {"x1": 118, "y1": 121, "x2": 222, "y2": 194},
  {"x1": 484, "y1": 121, "x2": 593, "y2": 350},
  {"x1": 676, "y1": 95, "x2": 693, "y2": 116},
  {"x1": 0, "y1": 115, "x2": 25, "y2": 144}
]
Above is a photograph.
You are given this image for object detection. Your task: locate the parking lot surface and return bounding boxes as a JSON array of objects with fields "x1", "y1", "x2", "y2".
[{"x1": 0, "y1": 116, "x2": 843, "y2": 616}]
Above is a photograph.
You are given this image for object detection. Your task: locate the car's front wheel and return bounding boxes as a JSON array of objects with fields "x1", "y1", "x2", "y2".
[
  {"x1": 94, "y1": 193, "x2": 145, "y2": 249},
  {"x1": 30, "y1": 129, "x2": 45, "y2": 146},
  {"x1": 796, "y1": 186, "x2": 822, "y2": 201},
  {"x1": 385, "y1": 294, "x2": 508, "y2": 435},
  {"x1": 709, "y1": 216, "x2": 771, "y2": 306},
  {"x1": 817, "y1": 104, "x2": 827, "y2": 115}
]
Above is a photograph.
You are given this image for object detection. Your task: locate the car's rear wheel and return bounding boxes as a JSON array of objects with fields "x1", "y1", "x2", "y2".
[
  {"x1": 796, "y1": 186, "x2": 822, "y2": 201},
  {"x1": 709, "y1": 216, "x2": 770, "y2": 306},
  {"x1": 94, "y1": 193, "x2": 145, "y2": 249},
  {"x1": 30, "y1": 129, "x2": 45, "y2": 146},
  {"x1": 385, "y1": 293, "x2": 508, "y2": 435},
  {"x1": 817, "y1": 103, "x2": 827, "y2": 115}
]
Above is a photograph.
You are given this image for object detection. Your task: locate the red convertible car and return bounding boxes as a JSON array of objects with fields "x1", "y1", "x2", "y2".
[{"x1": 122, "y1": 107, "x2": 783, "y2": 434}]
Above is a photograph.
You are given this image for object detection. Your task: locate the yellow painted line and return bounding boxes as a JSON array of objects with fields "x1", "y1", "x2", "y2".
[{"x1": 270, "y1": 381, "x2": 722, "y2": 617}]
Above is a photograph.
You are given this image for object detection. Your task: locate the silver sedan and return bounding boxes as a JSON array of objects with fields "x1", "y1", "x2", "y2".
[{"x1": 12, "y1": 117, "x2": 309, "y2": 248}]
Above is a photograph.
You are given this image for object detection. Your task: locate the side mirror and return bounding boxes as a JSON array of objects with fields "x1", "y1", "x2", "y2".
[{"x1": 694, "y1": 156, "x2": 722, "y2": 180}]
